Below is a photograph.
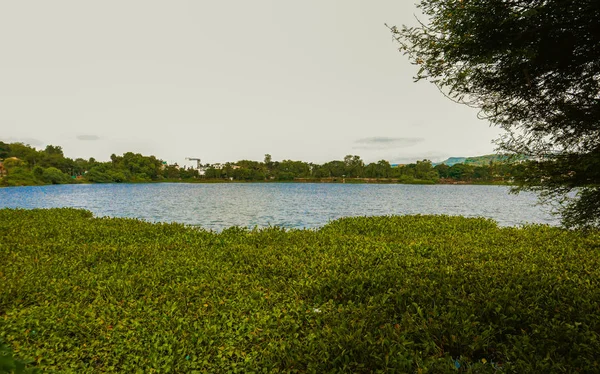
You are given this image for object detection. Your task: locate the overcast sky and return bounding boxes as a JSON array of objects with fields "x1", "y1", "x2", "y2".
[{"x1": 0, "y1": 0, "x2": 502, "y2": 166}]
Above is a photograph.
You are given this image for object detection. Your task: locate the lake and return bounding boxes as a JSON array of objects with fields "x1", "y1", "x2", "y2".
[{"x1": 0, "y1": 183, "x2": 558, "y2": 230}]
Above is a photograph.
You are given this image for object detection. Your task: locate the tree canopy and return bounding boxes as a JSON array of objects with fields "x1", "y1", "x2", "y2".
[
  {"x1": 2, "y1": 141, "x2": 534, "y2": 188},
  {"x1": 391, "y1": 0, "x2": 600, "y2": 228}
]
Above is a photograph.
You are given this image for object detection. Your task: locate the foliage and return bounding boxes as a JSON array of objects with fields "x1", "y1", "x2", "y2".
[
  {"x1": 85, "y1": 166, "x2": 115, "y2": 184},
  {"x1": 390, "y1": 0, "x2": 600, "y2": 228},
  {"x1": 513, "y1": 153, "x2": 600, "y2": 228},
  {"x1": 0, "y1": 141, "x2": 539, "y2": 187},
  {"x1": 1, "y1": 164, "x2": 41, "y2": 187},
  {"x1": 0, "y1": 339, "x2": 38, "y2": 374},
  {"x1": 364, "y1": 160, "x2": 392, "y2": 178},
  {"x1": 40, "y1": 167, "x2": 70, "y2": 185},
  {"x1": 0, "y1": 142, "x2": 9, "y2": 160},
  {"x1": 0, "y1": 143, "x2": 192, "y2": 186},
  {"x1": 1, "y1": 209, "x2": 600, "y2": 372}
]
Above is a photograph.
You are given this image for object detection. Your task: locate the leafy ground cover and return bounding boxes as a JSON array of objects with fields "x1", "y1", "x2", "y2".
[{"x1": 1, "y1": 209, "x2": 599, "y2": 373}]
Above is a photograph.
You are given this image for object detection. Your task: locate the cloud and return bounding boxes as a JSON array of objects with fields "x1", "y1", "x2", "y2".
[
  {"x1": 76, "y1": 135, "x2": 100, "y2": 141},
  {"x1": 0, "y1": 137, "x2": 45, "y2": 147},
  {"x1": 353, "y1": 137, "x2": 425, "y2": 150}
]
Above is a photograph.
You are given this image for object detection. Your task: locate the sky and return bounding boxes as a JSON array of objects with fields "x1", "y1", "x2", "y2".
[{"x1": 0, "y1": 0, "x2": 503, "y2": 167}]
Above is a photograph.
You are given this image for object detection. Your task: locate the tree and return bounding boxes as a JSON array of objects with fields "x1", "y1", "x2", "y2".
[
  {"x1": 391, "y1": 0, "x2": 600, "y2": 228},
  {"x1": 448, "y1": 163, "x2": 474, "y2": 181},
  {"x1": 41, "y1": 167, "x2": 70, "y2": 184},
  {"x1": 204, "y1": 167, "x2": 222, "y2": 179},
  {"x1": 32, "y1": 165, "x2": 45, "y2": 180},
  {"x1": 343, "y1": 155, "x2": 364, "y2": 178},
  {"x1": 163, "y1": 165, "x2": 181, "y2": 179},
  {"x1": 414, "y1": 160, "x2": 437, "y2": 181},
  {"x1": 44, "y1": 145, "x2": 64, "y2": 156},
  {"x1": 7, "y1": 143, "x2": 40, "y2": 167},
  {"x1": 278, "y1": 160, "x2": 311, "y2": 179},
  {"x1": 73, "y1": 158, "x2": 91, "y2": 176},
  {"x1": 316, "y1": 161, "x2": 346, "y2": 178},
  {"x1": 41, "y1": 145, "x2": 72, "y2": 173},
  {"x1": 434, "y1": 164, "x2": 450, "y2": 179},
  {"x1": 0, "y1": 141, "x2": 9, "y2": 159},
  {"x1": 364, "y1": 160, "x2": 392, "y2": 178},
  {"x1": 473, "y1": 166, "x2": 491, "y2": 180},
  {"x1": 86, "y1": 165, "x2": 114, "y2": 183}
]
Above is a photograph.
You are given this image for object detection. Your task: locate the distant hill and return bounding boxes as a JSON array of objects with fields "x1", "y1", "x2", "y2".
[
  {"x1": 433, "y1": 154, "x2": 527, "y2": 167},
  {"x1": 433, "y1": 157, "x2": 467, "y2": 167}
]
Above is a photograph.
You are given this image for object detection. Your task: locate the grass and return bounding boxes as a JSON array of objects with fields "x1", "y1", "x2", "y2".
[{"x1": 1, "y1": 209, "x2": 599, "y2": 373}]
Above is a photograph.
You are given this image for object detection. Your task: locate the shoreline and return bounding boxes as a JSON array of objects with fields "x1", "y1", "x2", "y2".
[{"x1": 0, "y1": 178, "x2": 513, "y2": 188}]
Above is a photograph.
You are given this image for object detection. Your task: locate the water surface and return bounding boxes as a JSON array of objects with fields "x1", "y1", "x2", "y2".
[{"x1": 0, "y1": 183, "x2": 557, "y2": 230}]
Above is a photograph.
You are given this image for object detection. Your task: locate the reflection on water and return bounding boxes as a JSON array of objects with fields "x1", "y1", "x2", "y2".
[{"x1": 0, "y1": 183, "x2": 557, "y2": 230}]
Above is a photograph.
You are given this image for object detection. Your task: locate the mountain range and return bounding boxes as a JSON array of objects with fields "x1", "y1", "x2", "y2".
[{"x1": 432, "y1": 154, "x2": 527, "y2": 167}]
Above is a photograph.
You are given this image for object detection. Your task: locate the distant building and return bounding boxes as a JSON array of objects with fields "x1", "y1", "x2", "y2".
[{"x1": 196, "y1": 166, "x2": 208, "y2": 176}]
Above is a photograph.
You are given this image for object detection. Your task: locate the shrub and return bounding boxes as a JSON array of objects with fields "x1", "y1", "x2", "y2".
[
  {"x1": 41, "y1": 167, "x2": 69, "y2": 184},
  {"x1": 85, "y1": 167, "x2": 114, "y2": 183},
  {"x1": 1, "y1": 209, "x2": 599, "y2": 372},
  {"x1": 3, "y1": 167, "x2": 38, "y2": 186}
]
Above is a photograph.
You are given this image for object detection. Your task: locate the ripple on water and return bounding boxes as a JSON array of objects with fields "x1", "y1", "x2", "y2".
[{"x1": 0, "y1": 183, "x2": 558, "y2": 231}]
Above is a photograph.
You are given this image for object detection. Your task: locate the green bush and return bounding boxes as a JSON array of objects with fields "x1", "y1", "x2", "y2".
[
  {"x1": 85, "y1": 167, "x2": 114, "y2": 183},
  {"x1": 41, "y1": 167, "x2": 70, "y2": 184},
  {"x1": 32, "y1": 166, "x2": 44, "y2": 180},
  {"x1": 277, "y1": 172, "x2": 295, "y2": 181},
  {"x1": 0, "y1": 339, "x2": 38, "y2": 374},
  {"x1": 107, "y1": 170, "x2": 127, "y2": 183},
  {"x1": 2, "y1": 168, "x2": 39, "y2": 187},
  {"x1": 1, "y1": 209, "x2": 599, "y2": 372}
]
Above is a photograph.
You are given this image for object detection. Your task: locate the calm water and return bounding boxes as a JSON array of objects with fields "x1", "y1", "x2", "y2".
[{"x1": 0, "y1": 183, "x2": 558, "y2": 230}]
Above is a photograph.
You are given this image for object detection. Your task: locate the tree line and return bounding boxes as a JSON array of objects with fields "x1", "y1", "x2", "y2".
[
  {"x1": 205, "y1": 154, "x2": 526, "y2": 184},
  {"x1": 1, "y1": 141, "x2": 527, "y2": 187},
  {"x1": 0, "y1": 141, "x2": 199, "y2": 186}
]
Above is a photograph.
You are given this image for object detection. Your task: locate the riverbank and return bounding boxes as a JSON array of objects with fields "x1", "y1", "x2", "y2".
[
  {"x1": 0, "y1": 177, "x2": 512, "y2": 188},
  {"x1": 125, "y1": 178, "x2": 512, "y2": 186},
  {"x1": 1, "y1": 209, "x2": 598, "y2": 372}
]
